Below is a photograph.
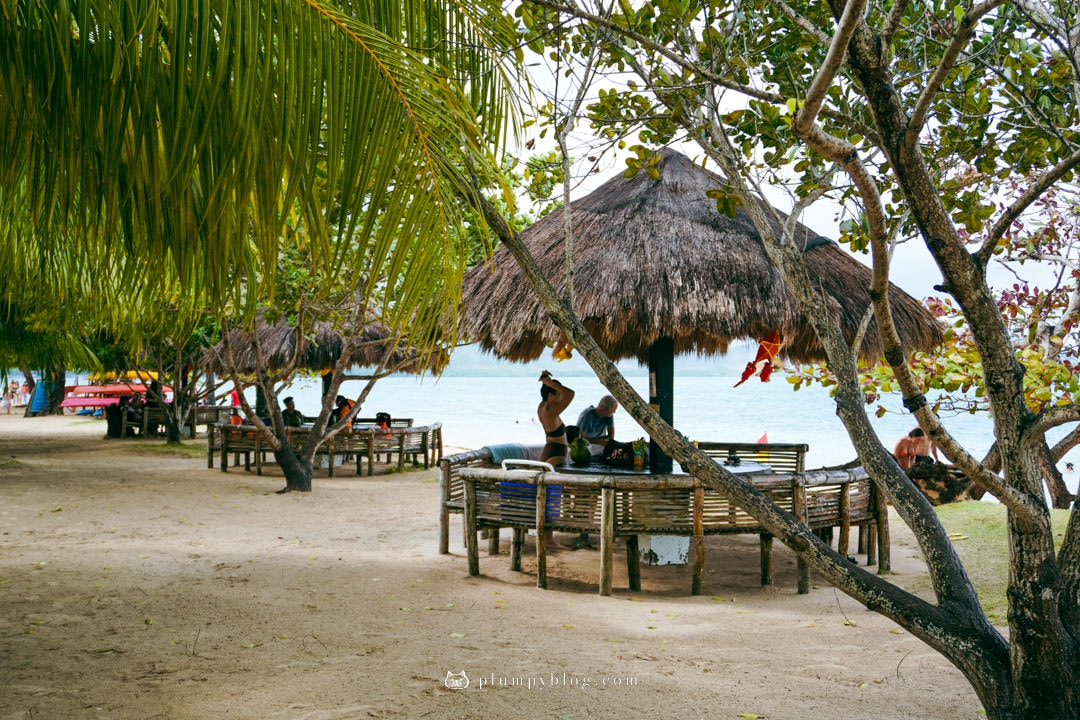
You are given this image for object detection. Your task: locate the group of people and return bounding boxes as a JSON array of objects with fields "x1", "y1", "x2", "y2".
[
  {"x1": 106, "y1": 392, "x2": 154, "y2": 437},
  {"x1": 536, "y1": 371, "x2": 618, "y2": 467},
  {"x1": 233, "y1": 394, "x2": 355, "y2": 428},
  {"x1": 1, "y1": 380, "x2": 29, "y2": 414},
  {"x1": 540, "y1": 371, "x2": 955, "y2": 478}
]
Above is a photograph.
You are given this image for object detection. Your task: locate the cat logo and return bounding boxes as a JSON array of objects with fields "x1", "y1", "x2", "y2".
[{"x1": 444, "y1": 670, "x2": 469, "y2": 690}]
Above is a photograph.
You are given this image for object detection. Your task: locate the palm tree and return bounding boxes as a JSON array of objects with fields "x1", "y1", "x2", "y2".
[{"x1": 0, "y1": 0, "x2": 521, "y2": 380}]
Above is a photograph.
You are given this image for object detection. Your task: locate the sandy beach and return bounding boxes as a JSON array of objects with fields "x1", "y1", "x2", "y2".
[{"x1": 0, "y1": 413, "x2": 984, "y2": 719}]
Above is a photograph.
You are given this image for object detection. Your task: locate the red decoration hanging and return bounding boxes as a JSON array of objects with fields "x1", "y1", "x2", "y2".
[{"x1": 734, "y1": 329, "x2": 782, "y2": 387}]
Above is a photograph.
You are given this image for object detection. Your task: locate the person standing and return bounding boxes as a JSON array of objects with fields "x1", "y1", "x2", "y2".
[
  {"x1": 538, "y1": 371, "x2": 575, "y2": 466},
  {"x1": 537, "y1": 371, "x2": 574, "y2": 550}
]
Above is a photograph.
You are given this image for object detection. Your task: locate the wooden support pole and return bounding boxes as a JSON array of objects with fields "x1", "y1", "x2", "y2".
[
  {"x1": 794, "y1": 481, "x2": 810, "y2": 594},
  {"x1": 600, "y1": 488, "x2": 614, "y2": 596},
  {"x1": 691, "y1": 486, "x2": 705, "y2": 595},
  {"x1": 626, "y1": 536, "x2": 641, "y2": 592},
  {"x1": 511, "y1": 528, "x2": 524, "y2": 571},
  {"x1": 838, "y1": 483, "x2": 851, "y2": 557},
  {"x1": 536, "y1": 482, "x2": 548, "y2": 589},
  {"x1": 465, "y1": 479, "x2": 479, "y2": 576},
  {"x1": 875, "y1": 482, "x2": 890, "y2": 572},
  {"x1": 759, "y1": 534, "x2": 773, "y2": 586}
]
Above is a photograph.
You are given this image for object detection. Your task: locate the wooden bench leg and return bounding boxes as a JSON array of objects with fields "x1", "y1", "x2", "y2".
[
  {"x1": 599, "y1": 488, "x2": 614, "y2": 596},
  {"x1": 838, "y1": 486, "x2": 851, "y2": 557},
  {"x1": 465, "y1": 482, "x2": 479, "y2": 576},
  {"x1": 487, "y1": 529, "x2": 500, "y2": 555},
  {"x1": 875, "y1": 489, "x2": 891, "y2": 572},
  {"x1": 759, "y1": 533, "x2": 773, "y2": 586},
  {"x1": 511, "y1": 528, "x2": 524, "y2": 571},
  {"x1": 691, "y1": 487, "x2": 705, "y2": 595},
  {"x1": 797, "y1": 555, "x2": 810, "y2": 594},
  {"x1": 794, "y1": 484, "x2": 810, "y2": 594},
  {"x1": 535, "y1": 485, "x2": 548, "y2": 589},
  {"x1": 626, "y1": 535, "x2": 641, "y2": 592},
  {"x1": 439, "y1": 506, "x2": 450, "y2": 555}
]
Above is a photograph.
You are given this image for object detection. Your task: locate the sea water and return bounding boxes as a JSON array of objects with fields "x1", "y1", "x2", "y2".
[{"x1": 269, "y1": 346, "x2": 1008, "y2": 470}]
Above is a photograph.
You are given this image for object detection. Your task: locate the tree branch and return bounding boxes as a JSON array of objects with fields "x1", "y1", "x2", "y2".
[
  {"x1": 976, "y1": 148, "x2": 1080, "y2": 267},
  {"x1": 906, "y1": 0, "x2": 1009, "y2": 148},
  {"x1": 880, "y1": 0, "x2": 912, "y2": 49},
  {"x1": 792, "y1": 0, "x2": 865, "y2": 134},
  {"x1": 526, "y1": 0, "x2": 871, "y2": 135}
]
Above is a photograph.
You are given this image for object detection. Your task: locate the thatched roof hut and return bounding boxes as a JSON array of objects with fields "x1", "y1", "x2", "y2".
[
  {"x1": 462, "y1": 148, "x2": 943, "y2": 365},
  {"x1": 203, "y1": 312, "x2": 441, "y2": 376}
]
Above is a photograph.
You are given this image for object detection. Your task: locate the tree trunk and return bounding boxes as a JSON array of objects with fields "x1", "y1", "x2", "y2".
[
  {"x1": 46, "y1": 363, "x2": 66, "y2": 415},
  {"x1": 162, "y1": 407, "x2": 183, "y2": 444},
  {"x1": 18, "y1": 366, "x2": 35, "y2": 417},
  {"x1": 275, "y1": 443, "x2": 313, "y2": 493}
]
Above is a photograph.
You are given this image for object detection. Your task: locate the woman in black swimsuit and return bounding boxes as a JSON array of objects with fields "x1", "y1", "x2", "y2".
[{"x1": 538, "y1": 370, "x2": 575, "y2": 466}]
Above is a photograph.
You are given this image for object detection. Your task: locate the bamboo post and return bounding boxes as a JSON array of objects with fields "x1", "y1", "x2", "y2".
[
  {"x1": 691, "y1": 486, "x2": 705, "y2": 595},
  {"x1": 838, "y1": 482, "x2": 851, "y2": 557},
  {"x1": 536, "y1": 481, "x2": 548, "y2": 589},
  {"x1": 464, "y1": 478, "x2": 479, "y2": 576},
  {"x1": 626, "y1": 535, "x2": 641, "y2": 591},
  {"x1": 875, "y1": 481, "x2": 890, "y2": 572},
  {"x1": 759, "y1": 534, "x2": 773, "y2": 586},
  {"x1": 794, "y1": 478, "x2": 810, "y2": 594},
  {"x1": 207, "y1": 424, "x2": 216, "y2": 469},
  {"x1": 600, "y1": 487, "x2": 614, "y2": 596},
  {"x1": 511, "y1": 528, "x2": 524, "y2": 571},
  {"x1": 438, "y1": 460, "x2": 450, "y2": 555}
]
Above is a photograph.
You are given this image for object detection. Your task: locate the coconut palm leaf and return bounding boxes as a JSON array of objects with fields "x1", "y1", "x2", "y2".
[{"x1": 0, "y1": 0, "x2": 521, "y2": 354}]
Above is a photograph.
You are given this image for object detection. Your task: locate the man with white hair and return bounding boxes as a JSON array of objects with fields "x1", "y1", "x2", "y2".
[{"x1": 576, "y1": 395, "x2": 618, "y2": 448}]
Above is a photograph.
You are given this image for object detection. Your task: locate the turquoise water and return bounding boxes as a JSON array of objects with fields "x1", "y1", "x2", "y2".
[{"x1": 271, "y1": 347, "x2": 1004, "y2": 470}]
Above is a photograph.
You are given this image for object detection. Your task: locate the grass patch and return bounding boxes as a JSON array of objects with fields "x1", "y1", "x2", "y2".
[
  {"x1": 934, "y1": 502, "x2": 1072, "y2": 625},
  {"x1": 0, "y1": 455, "x2": 24, "y2": 469},
  {"x1": 132, "y1": 441, "x2": 207, "y2": 459}
]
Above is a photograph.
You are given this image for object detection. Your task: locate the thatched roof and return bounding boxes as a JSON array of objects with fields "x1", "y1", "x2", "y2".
[
  {"x1": 203, "y1": 312, "x2": 441, "y2": 375},
  {"x1": 462, "y1": 148, "x2": 943, "y2": 365}
]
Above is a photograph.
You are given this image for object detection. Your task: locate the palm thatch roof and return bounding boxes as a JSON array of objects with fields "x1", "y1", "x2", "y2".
[
  {"x1": 462, "y1": 148, "x2": 943, "y2": 365},
  {"x1": 203, "y1": 312, "x2": 442, "y2": 375}
]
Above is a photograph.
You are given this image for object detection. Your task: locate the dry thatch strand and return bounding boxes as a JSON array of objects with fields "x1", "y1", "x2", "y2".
[{"x1": 462, "y1": 148, "x2": 943, "y2": 365}]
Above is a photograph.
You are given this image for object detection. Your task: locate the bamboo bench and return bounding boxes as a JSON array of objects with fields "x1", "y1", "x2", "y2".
[
  {"x1": 188, "y1": 405, "x2": 233, "y2": 438},
  {"x1": 437, "y1": 442, "x2": 808, "y2": 556},
  {"x1": 452, "y1": 459, "x2": 888, "y2": 596},
  {"x1": 213, "y1": 421, "x2": 443, "y2": 476},
  {"x1": 695, "y1": 441, "x2": 807, "y2": 473}
]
